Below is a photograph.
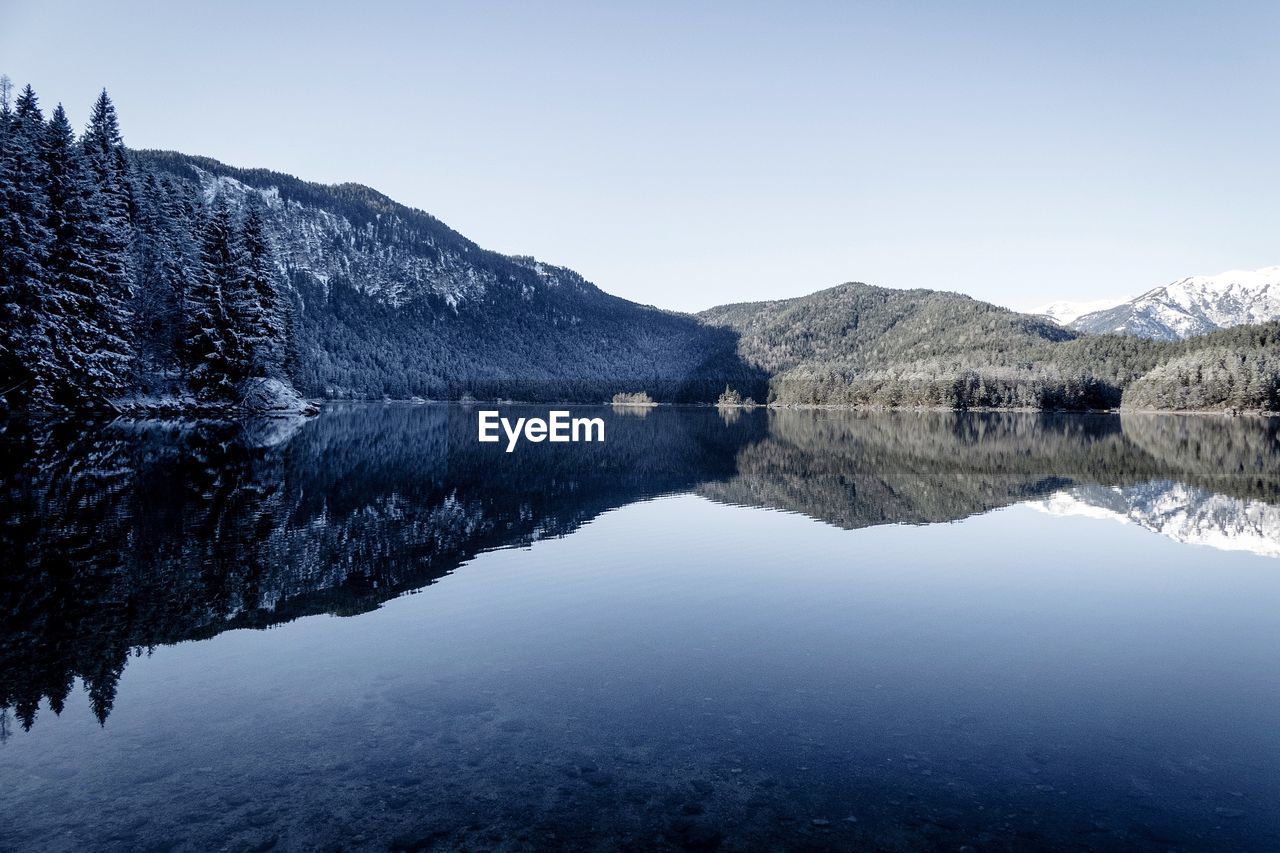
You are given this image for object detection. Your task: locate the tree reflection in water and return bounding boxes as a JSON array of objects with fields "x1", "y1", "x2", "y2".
[{"x1": 1, "y1": 405, "x2": 1276, "y2": 731}]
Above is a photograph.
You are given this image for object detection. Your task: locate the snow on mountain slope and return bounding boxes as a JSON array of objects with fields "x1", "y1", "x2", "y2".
[
  {"x1": 1069, "y1": 267, "x2": 1280, "y2": 340},
  {"x1": 1034, "y1": 297, "x2": 1124, "y2": 326},
  {"x1": 190, "y1": 166, "x2": 592, "y2": 310},
  {"x1": 132, "y1": 149, "x2": 765, "y2": 401},
  {"x1": 1030, "y1": 481, "x2": 1280, "y2": 558}
]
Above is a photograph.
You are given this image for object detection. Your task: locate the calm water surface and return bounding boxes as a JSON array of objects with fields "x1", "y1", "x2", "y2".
[{"x1": 1, "y1": 405, "x2": 1278, "y2": 851}]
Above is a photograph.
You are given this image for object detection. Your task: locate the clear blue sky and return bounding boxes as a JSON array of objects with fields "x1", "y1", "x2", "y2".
[{"x1": 3, "y1": 0, "x2": 1277, "y2": 312}]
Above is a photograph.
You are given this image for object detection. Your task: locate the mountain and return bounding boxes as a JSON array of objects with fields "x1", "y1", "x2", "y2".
[
  {"x1": 698, "y1": 282, "x2": 1078, "y2": 376},
  {"x1": 3, "y1": 85, "x2": 763, "y2": 413},
  {"x1": 697, "y1": 282, "x2": 1121, "y2": 407},
  {"x1": 1035, "y1": 297, "x2": 1124, "y2": 326},
  {"x1": 699, "y1": 282, "x2": 1280, "y2": 411},
  {"x1": 1068, "y1": 267, "x2": 1280, "y2": 340},
  {"x1": 134, "y1": 151, "x2": 764, "y2": 403},
  {"x1": 2, "y1": 83, "x2": 1275, "y2": 416}
]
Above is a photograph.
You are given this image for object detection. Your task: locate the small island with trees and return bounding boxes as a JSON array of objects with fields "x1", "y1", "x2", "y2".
[{"x1": 611, "y1": 391, "x2": 657, "y2": 407}]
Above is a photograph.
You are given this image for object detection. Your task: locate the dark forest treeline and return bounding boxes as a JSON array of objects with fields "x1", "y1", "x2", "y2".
[{"x1": 0, "y1": 79, "x2": 297, "y2": 417}]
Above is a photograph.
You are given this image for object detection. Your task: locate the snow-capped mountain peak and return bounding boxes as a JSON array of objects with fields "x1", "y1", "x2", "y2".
[
  {"x1": 1068, "y1": 266, "x2": 1280, "y2": 339},
  {"x1": 1034, "y1": 297, "x2": 1125, "y2": 326}
]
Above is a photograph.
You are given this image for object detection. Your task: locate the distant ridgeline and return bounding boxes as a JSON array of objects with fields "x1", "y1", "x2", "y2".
[{"x1": 1, "y1": 79, "x2": 1277, "y2": 416}]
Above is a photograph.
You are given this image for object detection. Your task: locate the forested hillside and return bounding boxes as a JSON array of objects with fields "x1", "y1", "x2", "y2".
[
  {"x1": 700, "y1": 284, "x2": 1078, "y2": 374},
  {"x1": 1120, "y1": 327, "x2": 1280, "y2": 411},
  {"x1": 700, "y1": 283, "x2": 1280, "y2": 411},
  {"x1": 135, "y1": 151, "x2": 765, "y2": 403}
]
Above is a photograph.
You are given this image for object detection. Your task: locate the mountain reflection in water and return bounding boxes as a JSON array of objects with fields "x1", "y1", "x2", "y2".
[
  {"x1": 1, "y1": 405, "x2": 1277, "y2": 735},
  {"x1": 2, "y1": 406, "x2": 1280, "y2": 852}
]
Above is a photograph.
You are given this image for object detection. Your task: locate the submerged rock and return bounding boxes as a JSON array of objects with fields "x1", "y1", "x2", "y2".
[{"x1": 237, "y1": 414, "x2": 307, "y2": 449}]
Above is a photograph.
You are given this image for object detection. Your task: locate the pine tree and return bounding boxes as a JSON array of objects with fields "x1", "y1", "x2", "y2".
[
  {"x1": 228, "y1": 196, "x2": 286, "y2": 379},
  {"x1": 185, "y1": 195, "x2": 240, "y2": 400},
  {"x1": 78, "y1": 89, "x2": 134, "y2": 399},
  {"x1": 158, "y1": 173, "x2": 205, "y2": 311},
  {"x1": 41, "y1": 104, "x2": 101, "y2": 407},
  {"x1": 131, "y1": 170, "x2": 190, "y2": 380},
  {"x1": 0, "y1": 75, "x2": 10, "y2": 149},
  {"x1": 0, "y1": 84, "x2": 55, "y2": 409},
  {"x1": 282, "y1": 286, "x2": 303, "y2": 385}
]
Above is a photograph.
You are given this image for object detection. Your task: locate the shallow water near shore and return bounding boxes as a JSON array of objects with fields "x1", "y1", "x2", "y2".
[{"x1": 1, "y1": 405, "x2": 1278, "y2": 851}]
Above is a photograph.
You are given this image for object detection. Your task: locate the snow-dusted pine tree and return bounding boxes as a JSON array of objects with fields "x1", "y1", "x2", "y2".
[
  {"x1": 185, "y1": 194, "x2": 241, "y2": 399},
  {"x1": 78, "y1": 89, "x2": 134, "y2": 399},
  {"x1": 228, "y1": 195, "x2": 286, "y2": 379},
  {"x1": 0, "y1": 84, "x2": 55, "y2": 410},
  {"x1": 41, "y1": 103, "x2": 106, "y2": 407},
  {"x1": 131, "y1": 169, "x2": 192, "y2": 383}
]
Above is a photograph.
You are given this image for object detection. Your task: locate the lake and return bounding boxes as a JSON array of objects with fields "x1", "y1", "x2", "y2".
[{"x1": 1, "y1": 405, "x2": 1278, "y2": 851}]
